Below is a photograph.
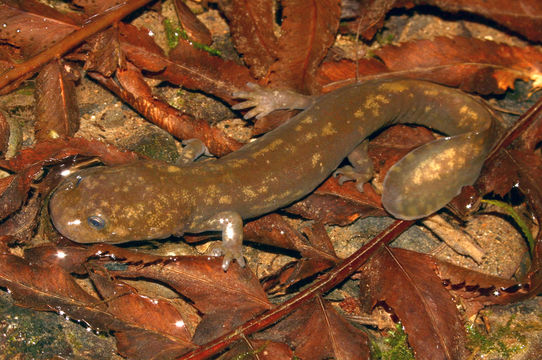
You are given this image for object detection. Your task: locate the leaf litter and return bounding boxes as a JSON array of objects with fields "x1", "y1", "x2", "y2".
[{"x1": 0, "y1": 0, "x2": 541, "y2": 359}]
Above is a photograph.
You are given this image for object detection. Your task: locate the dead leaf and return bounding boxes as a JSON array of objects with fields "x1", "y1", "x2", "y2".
[
  {"x1": 219, "y1": 0, "x2": 279, "y2": 79},
  {"x1": 267, "y1": 0, "x2": 341, "y2": 93},
  {"x1": 173, "y1": 0, "x2": 212, "y2": 46},
  {"x1": 73, "y1": 0, "x2": 125, "y2": 17},
  {"x1": 34, "y1": 59, "x2": 80, "y2": 141},
  {"x1": 345, "y1": 0, "x2": 542, "y2": 42},
  {"x1": 317, "y1": 36, "x2": 542, "y2": 94},
  {"x1": 257, "y1": 296, "x2": 371, "y2": 359},
  {"x1": 0, "y1": 0, "x2": 81, "y2": 59},
  {"x1": 358, "y1": 247, "x2": 468, "y2": 360}
]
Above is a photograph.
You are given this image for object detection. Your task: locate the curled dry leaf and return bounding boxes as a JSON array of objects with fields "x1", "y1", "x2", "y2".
[
  {"x1": 83, "y1": 26, "x2": 123, "y2": 77},
  {"x1": 91, "y1": 63, "x2": 242, "y2": 156},
  {"x1": 317, "y1": 36, "x2": 542, "y2": 94},
  {"x1": 34, "y1": 59, "x2": 80, "y2": 141},
  {"x1": 0, "y1": 111, "x2": 9, "y2": 155},
  {"x1": 346, "y1": 0, "x2": 542, "y2": 43},
  {"x1": 286, "y1": 178, "x2": 386, "y2": 225},
  {"x1": 173, "y1": 0, "x2": 212, "y2": 46}
]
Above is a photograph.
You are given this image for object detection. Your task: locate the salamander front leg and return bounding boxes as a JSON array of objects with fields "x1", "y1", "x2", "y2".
[
  {"x1": 203, "y1": 211, "x2": 245, "y2": 271},
  {"x1": 232, "y1": 82, "x2": 315, "y2": 119},
  {"x1": 333, "y1": 141, "x2": 373, "y2": 191}
]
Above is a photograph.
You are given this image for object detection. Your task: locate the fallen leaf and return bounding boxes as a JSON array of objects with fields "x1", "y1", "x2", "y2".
[
  {"x1": 317, "y1": 36, "x2": 542, "y2": 94},
  {"x1": 34, "y1": 59, "x2": 80, "y2": 141},
  {"x1": 358, "y1": 247, "x2": 468, "y2": 360}
]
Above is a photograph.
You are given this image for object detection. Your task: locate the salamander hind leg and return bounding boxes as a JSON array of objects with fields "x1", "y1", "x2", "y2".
[
  {"x1": 178, "y1": 138, "x2": 213, "y2": 165},
  {"x1": 381, "y1": 132, "x2": 490, "y2": 220},
  {"x1": 202, "y1": 211, "x2": 245, "y2": 271},
  {"x1": 334, "y1": 141, "x2": 374, "y2": 192}
]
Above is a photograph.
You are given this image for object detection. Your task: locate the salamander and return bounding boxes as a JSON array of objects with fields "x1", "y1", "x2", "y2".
[{"x1": 49, "y1": 79, "x2": 497, "y2": 270}]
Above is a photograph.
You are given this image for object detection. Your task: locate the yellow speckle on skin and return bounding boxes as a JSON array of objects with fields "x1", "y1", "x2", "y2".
[
  {"x1": 301, "y1": 116, "x2": 313, "y2": 124},
  {"x1": 305, "y1": 132, "x2": 317, "y2": 141},
  {"x1": 354, "y1": 108, "x2": 365, "y2": 118},
  {"x1": 425, "y1": 106, "x2": 431, "y2": 113},
  {"x1": 363, "y1": 94, "x2": 390, "y2": 116},
  {"x1": 219, "y1": 195, "x2": 232, "y2": 204},
  {"x1": 251, "y1": 138, "x2": 284, "y2": 158},
  {"x1": 311, "y1": 153, "x2": 321, "y2": 167},
  {"x1": 167, "y1": 165, "x2": 181, "y2": 173},
  {"x1": 243, "y1": 188, "x2": 257, "y2": 198},
  {"x1": 378, "y1": 81, "x2": 409, "y2": 93},
  {"x1": 322, "y1": 122, "x2": 337, "y2": 136},
  {"x1": 423, "y1": 88, "x2": 439, "y2": 96},
  {"x1": 458, "y1": 105, "x2": 480, "y2": 128},
  {"x1": 231, "y1": 158, "x2": 249, "y2": 168},
  {"x1": 410, "y1": 147, "x2": 466, "y2": 186}
]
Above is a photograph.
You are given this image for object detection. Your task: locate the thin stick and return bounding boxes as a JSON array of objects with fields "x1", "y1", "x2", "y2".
[{"x1": 0, "y1": 0, "x2": 154, "y2": 90}]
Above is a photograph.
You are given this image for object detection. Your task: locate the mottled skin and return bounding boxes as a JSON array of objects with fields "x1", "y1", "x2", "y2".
[{"x1": 49, "y1": 79, "x2": 497, "y2": 270}]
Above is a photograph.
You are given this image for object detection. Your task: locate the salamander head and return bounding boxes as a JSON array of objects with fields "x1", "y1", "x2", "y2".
[{"x1": 49, "y1": 164, "x2": 192, "y2": 244}]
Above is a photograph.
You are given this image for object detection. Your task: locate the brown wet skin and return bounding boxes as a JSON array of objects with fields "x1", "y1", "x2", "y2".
[{"x1": 49, "y1": 79, "x2": 497, "y2": 270}]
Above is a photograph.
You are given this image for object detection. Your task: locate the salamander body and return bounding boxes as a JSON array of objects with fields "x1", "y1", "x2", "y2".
[{"x1": 49, "y1": 79, "x2": 497, "y2": 269}]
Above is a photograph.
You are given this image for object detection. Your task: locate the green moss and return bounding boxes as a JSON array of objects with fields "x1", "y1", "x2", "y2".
[
  {"x1": 466, "y1": 316, "x2": 529, "y2": 358},
  {"x1": 372, "y1": 323, "x2": 415, "y2": 360},
  {"x1": 162, "y1": 18, "x2": 221, "y2": 56}
]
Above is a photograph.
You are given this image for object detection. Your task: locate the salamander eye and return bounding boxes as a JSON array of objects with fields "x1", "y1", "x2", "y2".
[{"x1": 88, "y1": 215, "x2": 106, "y2": 230}]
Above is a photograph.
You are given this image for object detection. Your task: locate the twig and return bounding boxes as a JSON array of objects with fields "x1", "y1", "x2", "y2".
[{"x1": 0, "y1": 0, "x2": 154, "y2": 91}]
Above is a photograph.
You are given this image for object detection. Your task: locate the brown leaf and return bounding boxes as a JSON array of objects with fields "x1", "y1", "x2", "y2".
[
  {"x1": 245, "y1": 213, "x2": 337, "y2": 259},
  {"x1": 0, "y1": 138, "x2": 139, "y2": 172},
  {"x1": 358, "y1": 247, "x2": 468, "y2": 360},
  {"x1": 0, "y1": 111, "x2": 9, "y2": 155},
  {"x1": 0, "y1": 192, "x2": 41, "y2": 243},
  {"x1": 73, "y1": 0, "x2": 125, "y2": 16},
  {"x1": 347, "y1": 0, "x2": 542, "y2": 42},
  {"x1": 0, "y1": 252, "x2": 100, "y2": 313},
  {"x1": 219, "y1": 0, "x2": 279, "y2": 78},
  {"x1": 0, "y1": 251, "x2": 197, "y2": 359},
  {"x1": 435, "y1": 258, "x2": 523, "y2": 305},
  {"x1": 91, "y1": 64, "x2": 242, "y2": 156},
  {"x1": 257, "y1": 296, "x2": 370, "y2": 359},
  {"x1": 268, "y1": 0, "x2": 341, "y2": 93},
  {"x1": 0, "y1": 167, "x2": 40, "y2": 221},
  {"x1": 286, "y1": 178, "x2": 386, "y2": 225},
  {"x1": 84, "y1": 27, "x2": 123, "y2": 76},
  {"x1": 118, "y1": 22, "x2": 253, "y2": 104},
  {"x1": 0, "y1": 0, "x2": 81, "y2": 59},
  {"x1": 317, "y1": 36, "x2": 542, "y2": 94},
  {"x1": 173, "y1": 0, "x2": 212, "y2": 46},
  {"x1": 32, "y1": 244, "x2": 273, "y2": 345},
  {"x1": 34, "y1": 59, "x2": 79, "y2": 141},
  {"x1": 88, "y1": 269, "x2": 196, "y2": 359}
]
